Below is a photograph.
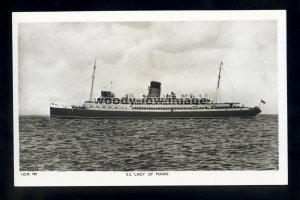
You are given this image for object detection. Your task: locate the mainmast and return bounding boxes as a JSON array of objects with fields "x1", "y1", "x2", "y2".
[
  {"x1": 89, "y1": 60, "x2": 97, "y2": 102},
  {"x1": 217, "y1": 62, "x2": 222, "y2": 90},
  {"x1": 214, "y1": 61, "x2": 223, "y2": 103}
]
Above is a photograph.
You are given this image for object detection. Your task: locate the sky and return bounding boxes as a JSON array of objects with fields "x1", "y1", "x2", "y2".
[{"x1": 18, "y1": 20, "x2": 278, "y2": 115}]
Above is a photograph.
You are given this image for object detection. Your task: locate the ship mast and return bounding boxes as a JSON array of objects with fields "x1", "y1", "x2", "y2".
[
  {"x1": 215, "y1": 61, "x2": 223, "y2": 103},
  {"x1": 89, "y1": 60, "x2": 97, "y2": 102}
]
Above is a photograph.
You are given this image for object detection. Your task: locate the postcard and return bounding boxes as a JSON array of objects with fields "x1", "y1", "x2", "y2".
[{"x1": 13, "y1": 10, "x2": 287, "y2": 186}]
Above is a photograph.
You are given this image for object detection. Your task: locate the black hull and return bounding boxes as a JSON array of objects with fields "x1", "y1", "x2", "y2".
[{"x1": 50, "y1": 107, "x2": 261, "y2": 119}]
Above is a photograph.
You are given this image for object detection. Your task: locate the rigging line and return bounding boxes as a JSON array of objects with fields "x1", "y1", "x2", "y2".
[
  {"x1": 54, "y1": 67, "x2": 94, "y2": 101},
  {"x1": 56, "y1": 76, "x2": 92, "y2": 102},
  {"x1": 56, "y1": 77, "x2": 91, "y2": 103},
  {"x1": 222, "y1": 67, "x2": 239, "y2": 102},
  {"x1": 221, "y1": 76, "x2": 233, "y2": 102},
  {"x1": 54, "y1": 77, "x2": 89, "y2": 102},
  {"x1": 212, "y1": 85, "x2": 221, "y2": 103},
  {"x1": 67, "y1": 76, "x2": 92, "y2": 106},
  {"x1": 53, "y1": 65, "x2": 95, "y2": 102},
  {"x1": 99, "y1": 79, "x2": 150, "y2": 86},
  {"x1": 191, "y1": 67, "x2": 219, "y2": 94},
  {"x1": 199, "y1": 68, "x2": 220, "y2": 101},
  {"x1": 78, "y1": 77, "x2": 93, "y2": 105},
  {"x1": 224, "y1": 73, "x2": 234, "y2": 102},
  {"x1": 60, "y1": 79, "x2": 91, "y2": 104}
]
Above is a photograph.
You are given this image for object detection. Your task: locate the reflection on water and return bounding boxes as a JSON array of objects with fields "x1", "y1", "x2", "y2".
[{"x1": 19, "y1": 115, "x2": 278, "y2": 171}]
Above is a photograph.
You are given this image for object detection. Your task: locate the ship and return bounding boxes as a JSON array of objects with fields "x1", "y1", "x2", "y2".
[{"x1": 50, "y1": 61, "x2": 262, "y2": 119}]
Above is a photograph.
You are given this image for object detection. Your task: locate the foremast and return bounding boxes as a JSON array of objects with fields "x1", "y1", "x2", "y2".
[{"x1": 89, "y1": 60, "x2": 97, "y2": 102}]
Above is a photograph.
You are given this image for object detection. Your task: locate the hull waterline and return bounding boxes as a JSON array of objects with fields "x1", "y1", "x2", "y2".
[{"x1": 50, "y1": 107, "x2": 261, "y2": 119}]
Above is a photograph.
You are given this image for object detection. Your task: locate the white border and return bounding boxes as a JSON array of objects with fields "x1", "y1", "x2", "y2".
[{"x1": 13, "y1": 11, "x2": 287, "y2": 186}]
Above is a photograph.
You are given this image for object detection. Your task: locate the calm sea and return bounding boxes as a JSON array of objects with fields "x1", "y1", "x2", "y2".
[{"x1": 19, "y1": 115, "x2": 278, "y2": 171}]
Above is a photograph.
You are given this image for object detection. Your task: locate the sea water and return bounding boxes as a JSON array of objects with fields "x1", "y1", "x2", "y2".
[{"x1": 19, "y1": 115, "x2": 278, "y2": 171}]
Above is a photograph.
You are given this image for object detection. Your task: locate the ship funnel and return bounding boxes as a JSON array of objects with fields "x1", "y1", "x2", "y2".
[{"x1": 148, "y1": 81, "x2": 161, "y2": 98}]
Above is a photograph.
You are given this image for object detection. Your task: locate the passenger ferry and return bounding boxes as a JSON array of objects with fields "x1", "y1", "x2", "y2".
[{"x1": 50, "y1": 61, "x2": 262, "y2": 118}]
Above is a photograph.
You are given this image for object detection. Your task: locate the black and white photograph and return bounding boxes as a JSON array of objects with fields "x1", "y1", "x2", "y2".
[{"x1": 13, "y1": 11, "x2": 287, "y2": 186}]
